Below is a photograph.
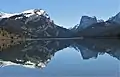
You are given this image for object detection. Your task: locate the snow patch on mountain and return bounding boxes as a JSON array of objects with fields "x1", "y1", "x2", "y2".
[
  {"x1": 0, "y1": 9, "x2": 49, "y2": 20},
  {"x1": 22, "y1": 9, "x2": 49, "y2": 18},
  {"x1": 0, "y1": 60, "x2": 48, "y2": 69},
  {"x1": 0, "y1": 12, "x2": 19, "y2": 18}
]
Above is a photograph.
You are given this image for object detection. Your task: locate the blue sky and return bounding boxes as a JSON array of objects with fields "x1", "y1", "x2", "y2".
[{"x1": 0, "y1": 0, "x2": 119, "y2": 28}]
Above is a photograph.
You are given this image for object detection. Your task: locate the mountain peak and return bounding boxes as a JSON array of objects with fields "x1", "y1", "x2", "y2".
[
  {"x1": 108, "y1": 12, "x2": 120, "y2": 24},
  {"x1": 116, "y1": 12, "x2": 120, "y2": 16},
  {"x1": 22, "y1": 9, "x2": 49, "y2": 18},
  {"x1": 78, "y1": 15, "x2": 97, "y2": 29},
  {"x1": 80, "y1": 15, "x2": 97, "y2": 23},
  {"x1": 22, "y1": 9, "x2": 45, "y2": 14},
  {"x1": 70, "y1": 15, "x2": 98, "y2": 32},
  {"x1": 115, "y1": 12, "x2": 120, "y2": 19},
  {"x1": 81, "y1": 16, "x2": 96, "y2": 19},
  {"x1": 0, "y1": 12, "x2": 18, "y2": 19},
  {"x1": 0, "y1": 9, "x2": 49, "y2": 19}
]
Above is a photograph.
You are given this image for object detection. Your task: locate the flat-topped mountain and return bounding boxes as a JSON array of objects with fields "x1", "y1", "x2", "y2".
[{"x1": 72, "y1": 12, "x2": 120, "y2": 37}]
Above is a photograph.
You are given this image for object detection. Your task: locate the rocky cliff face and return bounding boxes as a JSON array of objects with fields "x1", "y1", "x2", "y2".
[
  {"x1": 74, "y1": 12, "x2": 120, "y2": 37},
  {"x1": 70, "y1": 16, "x2": 97, "y2": 32},
  {"x1": 75, "y1": 21, "x2": 120, "y2": 37},
  {"x1": 78, "y1": 16, "x2": 97, "y2": 30}
]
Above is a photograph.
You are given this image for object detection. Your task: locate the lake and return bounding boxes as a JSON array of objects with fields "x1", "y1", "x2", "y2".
[{"x1": 0, "y1": 39, "x2": 119, "y2": 77}]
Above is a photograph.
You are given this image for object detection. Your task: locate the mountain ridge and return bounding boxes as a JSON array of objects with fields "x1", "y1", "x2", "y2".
[
  {"x1": 0, "y1": 9, "x2": 120, "y2": 39},
  {"x1": 73, "y1": 12, "x2": 120, "y2": 37}
]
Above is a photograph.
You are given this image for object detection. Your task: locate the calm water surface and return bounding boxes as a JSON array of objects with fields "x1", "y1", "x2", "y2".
[{"x1": 0, "y1": 39, "x2": 119, "y2": 77}]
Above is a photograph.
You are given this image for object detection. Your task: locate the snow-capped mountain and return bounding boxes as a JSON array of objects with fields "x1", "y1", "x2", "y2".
[
  {"x1": 0, "y1": 9, "x2": 49, "y2": 19},
  {"x1": 0, "y1": 9, "x2": 72, "y2": 39},
  {"x1": 0, "y1": 9, "x2": 50, "y2": 24}
]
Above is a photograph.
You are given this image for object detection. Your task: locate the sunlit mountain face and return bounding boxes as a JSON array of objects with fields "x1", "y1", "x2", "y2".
[{"x1": 0, "y1": 38, "x2": 119, "y2": 69}]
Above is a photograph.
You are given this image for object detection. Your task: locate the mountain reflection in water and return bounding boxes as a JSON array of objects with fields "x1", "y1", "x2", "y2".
[{"x1": 0, "y1": 38, "x2": 119, "y2": 69}]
